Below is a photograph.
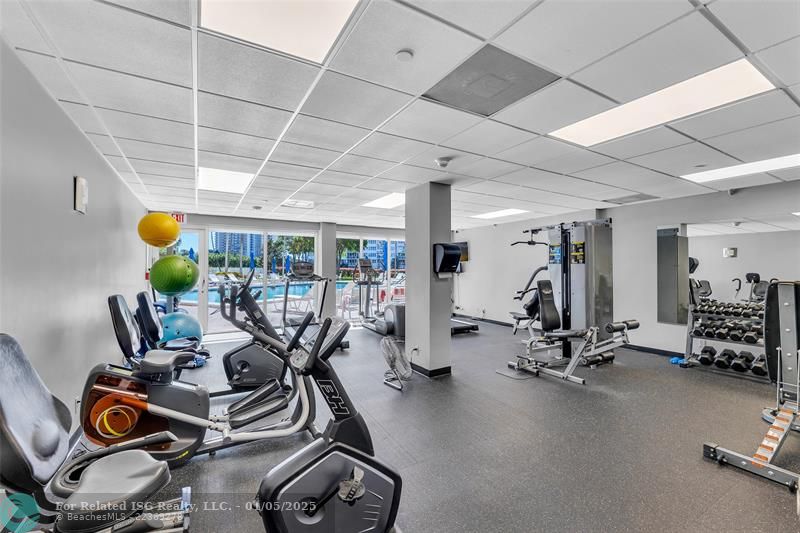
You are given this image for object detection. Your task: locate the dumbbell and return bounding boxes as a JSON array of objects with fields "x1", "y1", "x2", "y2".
[
  {"x1": 743, "y1": 327, "x2": 762, "y2": 344},
  {"x1": 697, "y1": 346, "x2": 716, "y2": 366},
  {"x1": 704, "y1": 322, "x2": 720, "y2": 338},
  {"x1": 730, "y1": 351, "x2": 755, "y2": 372},
  {"x1": 750, "y1": 354, "x2": 768, "y2": 376},
  {"x1": 715, "y1": 322, "x2": 738, "y2": 340},
  {"x1": 713, "y1": 348, "x2": 737, "y2": 369}
]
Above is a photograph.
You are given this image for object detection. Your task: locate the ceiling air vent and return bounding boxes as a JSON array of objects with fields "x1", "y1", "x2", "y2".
[
  {"x1": 423, "y1": 45, "x2": 559, "y2": 116},
  {"x1": 606, "y1": 193, "x2": 659, "y2": 205}
]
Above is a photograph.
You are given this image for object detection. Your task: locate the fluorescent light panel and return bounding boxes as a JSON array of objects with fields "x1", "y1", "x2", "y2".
[
  {"x1": 200, "y1": 0, "x2": 358, "y2": 63},
  {"x1": 793, "y1": 212, "x2": 800, "y2": 216},
  {"x1": 682, "y1": 153, "x2": 800, "y2": 183},
  {"x1": 198, "y1": 167, "x2": 252, "y2": 193},
  {"x1": 551, "y1": 59, "x2": 774, "y2": 146},
  {"x1": 282, "y1": 199, "x2": 315, "y2": 209},
  {"x1": 471, "y1": 208, "x2": 527, "y2": 219},
  {"x1": 363, "y1": 193, "x2": 405, "y2": 209}
]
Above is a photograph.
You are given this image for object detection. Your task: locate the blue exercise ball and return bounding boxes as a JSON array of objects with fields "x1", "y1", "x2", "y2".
[{"x1": 161, "y1": 313, "x2": 203, "y2": 343}]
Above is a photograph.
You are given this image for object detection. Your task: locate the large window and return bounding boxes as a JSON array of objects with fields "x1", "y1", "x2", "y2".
[
  {"x1": 267, "y1": 234, "x2": 317, "y2": 326},
  {"x1": 206, "y1": 231, "x2": 264, "y2": 333},
  {"x1": 388, "y1": 239, "x2": 406, "y2": 303}
]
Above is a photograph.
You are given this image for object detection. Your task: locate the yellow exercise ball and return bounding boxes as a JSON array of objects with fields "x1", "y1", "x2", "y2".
[{"x1": 137, "y1": 212, "x2": 180, "y2": 247}]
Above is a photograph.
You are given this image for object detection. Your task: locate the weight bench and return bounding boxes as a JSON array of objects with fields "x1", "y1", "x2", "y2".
[{"x1": 504, "y1": 279, "x2": 639, "y2": 385}]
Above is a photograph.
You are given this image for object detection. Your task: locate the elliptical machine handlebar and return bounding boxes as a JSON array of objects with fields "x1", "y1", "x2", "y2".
[{"x1": 286, "y1": 312, "x2": 314, "y2": 352}]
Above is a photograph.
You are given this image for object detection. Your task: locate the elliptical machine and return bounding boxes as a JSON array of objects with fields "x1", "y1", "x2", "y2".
[
  {"x1": 216, "y1": 269, "x2": 290, "y2": 394},
  {"x1": 244, "y1": 317, "x2": 403, "y2": 532}
]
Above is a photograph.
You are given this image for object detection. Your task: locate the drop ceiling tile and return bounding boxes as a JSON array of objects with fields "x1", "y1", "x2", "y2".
[
  {"x1": 756, "y1": 215, "x2": 800, "y2": 230},
  {"x1": 359, "y1": 178, "x2": 414, "y2": 193},
  {"x1": 535, "y1": 149, "x2": 615, "y2": 174},
  {"x1": 495, "y1": 167, "x2": 628, "y2": 200},
  {"x1": 260, "y1": 161, "x2": 320, "y2": 181},
  {"x1": 130, "y1": 159, "x2": 195, "y2": 179},
  {"x1": 198, "y1": 190, "x2": 241, "y2": 204},
  {"x1": 107, "y1": 0, "x2": 192, "y2": 26},
  {"x1": 300, "y1": 182, "x2": 352, "y2": 197},
  {"x1": 592, "y1": 127, "x2": 694, "y2": 159},
  {"x1": 405, "y1": 147, "x2": 484, "y2": 173},
  {"x1": 29, "y1": 0, "x2": 192, "y2": 85},
  {"x1": 330, "y1": 0, "x2": 481, "y2": 94},
  {"x1": 59, "y1": 101, "x2": 103, "y2": 132},
  {"x1": 98, "y1": 108, "x2": 193, "y2": 147},
  {"x1": 496, "y1": 136, "x2": 581, "y2": 166},
  {"x1": 463, "y1": 179, "x2": 604, "y2": 209},
  {"x1": 198, "y1": 91, "x2": 292, "y2": 138},
  {"x1": 103, "y1": 155, "x2": 133, "y2": 173},
  {"x1": 573, "y1": 12, "x2": 743, "y2": 102},
  {"x1": 68, "y1": 62, "x2": 192, "y2": 122},
  {"x1": 328, "y1": 154, "x2": 396, "y2": 176},
  {"x1": 283, "y1": 114, "x2": 369, "y2": 152},
  {"x1": 628, "y1": 142, "x2": 739, "y2": 176},
  {"x1": 198, "y1": 33, "x2": 318, "y2": 111},
  {"x1": 670, "y1": 90, "x2": 800, "y2": 140},
  {"x1": 443, "y1": 120, "x2": 536, "y2": 156},
  {"x1": 459, "y1": 158, "x2": 522, "y2": 179},
  {"x1": 270, "y1": 142, "x2": 341, "y2": 168},
  {"x1": 770, "y1": 166, "x2": 800, "y2": 181},
  {"x1": 381, "y1": 99, "x2": 482, "y2": 143},
  {"x1": 756, "y1": 36, "x2": 800, "y2": 86},
  {"x1": 436, "y1": 174, "x2": 483, "y2": 189},
  {"x1": 138, "y1": 172, "x2": 195, "y2": 187},
  {"x1": 1, "y1": 0, "x2": 51, "y2": 53},
  {"x1": 252, "y1": 175, "x2": 308, "y2": 191},
  {"x1": 86, "y1": 133, "x2": 122, "y2": 157},
  {"x1": 116, "y1": 138, "x2": 193, "y2": 165},
  {"x1": 493, "y1": 80, "x2": 616, "y2": 134},
  {"x1": 406, "y1": 0, "x2": 530, "y2": 39},
  {"x1": 198, "y1": 151, "x2": 261, "y2": 174},
  {"x1": 573, "y1": 161, "x2": 689, "y2": 193},
  {"x1": 709, "y1": 0, "x2": 800, "y2": 52},
  {"x1": 703, "y1": 173, "x2": 780, "y2": 191},
  {"x1": 17, "y1": 51, "x2": 83, "y2": 102},
  {"x1": 351, "y1": 132, "x2": 432, "y2": 162},
  {"x1": 198, "y1": 127, "x2": 274, "y2": 159},
  {"x1": 145, "y1": 185, "x2": 196, "y2": 198},
  {"x1": 495, "y1": 0, "x2": 691, "y2": 75},
  {"x1": 791, "y1": 83, "x2": 800, "y2": 100},
  {"x1": 704, "y1": 115, "x2": 800, "y2": 161},
  {"x1": 379, "y1": 164, "x2": 445, "y2": 183},
  {"x1": 301, "y1": 71, "x2": 412, "y2": 129}
]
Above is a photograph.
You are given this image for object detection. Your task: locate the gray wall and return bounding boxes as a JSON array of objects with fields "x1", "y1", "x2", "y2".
[
  {"x1": 688, "y1": 230, "x2": 800, "y2": 302},
  {"x1": 0, "y1": 40, "x2": 146, "y2": 406},
  {"x1": 453, "y1": 181, "x2": 800, "y2": 353}
]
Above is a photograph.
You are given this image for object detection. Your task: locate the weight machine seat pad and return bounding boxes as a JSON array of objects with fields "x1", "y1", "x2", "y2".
[
  {"x1": 57, "y1": 450, "x2": 170, "y2": 533},
  {"x1": 535, "y1": 280, "x2": 562, "y2": 332},
  {"x1": 544, "y1": 330, "x2": 589, "y2": 340},
  {"x1": 136, "y1": 350, "x2": 196, "y2": 375},
  {"x1": 509, "y1": 312, "x2": 530, "y2": 321}
]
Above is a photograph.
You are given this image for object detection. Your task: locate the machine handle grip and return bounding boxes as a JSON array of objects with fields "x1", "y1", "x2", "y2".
[
  {"x1": 309, "y1": 318, "x2": 333, "y2": 366},
  {"x1": 287, "y1": 312, "x2": 314, "y2": 352}
]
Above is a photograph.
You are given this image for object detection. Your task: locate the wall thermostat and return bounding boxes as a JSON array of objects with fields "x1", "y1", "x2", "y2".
[
  {"x1": 723, "y1": 247, "x2": 737, "y2": 258},
  {"x1": 73, "y1": 175, "x2": 88, "y2": 214}
]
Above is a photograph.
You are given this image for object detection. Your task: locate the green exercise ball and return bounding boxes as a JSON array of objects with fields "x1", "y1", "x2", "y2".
[{"x1": 150, "y1": 255, "x2": 199, "y2": 296}]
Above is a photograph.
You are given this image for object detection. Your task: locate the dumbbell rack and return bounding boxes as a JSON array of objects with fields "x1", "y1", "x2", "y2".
[{"x1": 682, "y1": 302, "x2": 768, "y2": 382}]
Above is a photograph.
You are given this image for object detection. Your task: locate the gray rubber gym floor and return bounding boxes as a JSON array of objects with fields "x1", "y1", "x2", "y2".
[{"x1": 163, "y1": 322, "x2": 800, "y2": 532}]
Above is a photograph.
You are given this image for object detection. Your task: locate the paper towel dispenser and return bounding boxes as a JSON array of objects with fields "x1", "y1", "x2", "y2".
[{"x1": 433, "y1": 243, "x2": 462, "y2": 274}]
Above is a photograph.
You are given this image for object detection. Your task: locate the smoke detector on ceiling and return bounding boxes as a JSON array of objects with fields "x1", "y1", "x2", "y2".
[{"x1": 435, "y1": 156, "x2": 453, "y2": 168}]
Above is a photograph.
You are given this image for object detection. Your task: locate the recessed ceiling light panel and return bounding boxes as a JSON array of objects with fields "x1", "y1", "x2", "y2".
[
  {"x1": 198, "y1": 167, "x2": 252, "y2": 193},
  {"x1": 682, "y1": 153, "x2": 800, "y2": 183},
  {"x1": 551, "y1": 59, "x2": 774, "y2": 146},
  {"x1": 200, "y1": 0, "x2": 358, "y2": 63},
  {"x1": 363, "y1": 193, "x2": 405, "y2": 209},
  {"x1": 471, "y1": 208, "x2": 527, "y2": 219}
]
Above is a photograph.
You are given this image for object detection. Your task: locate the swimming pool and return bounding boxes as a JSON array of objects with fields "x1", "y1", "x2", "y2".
[{"x1": 179, "y1": 281, "x2": 350, "y2": 304}]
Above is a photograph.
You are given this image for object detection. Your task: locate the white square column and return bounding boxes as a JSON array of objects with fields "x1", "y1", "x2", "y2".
[
  {"x1": 405, "y1": 182, "x2": 452, "y2": 376},
  {"x1": 317, "y1": 222, "x2": 337, "y2": 318}
]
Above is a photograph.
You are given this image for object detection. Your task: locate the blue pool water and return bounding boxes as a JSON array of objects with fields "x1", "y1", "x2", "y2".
[{"x1": 179, "y1": 281, "x2": 350, "y2": 304}]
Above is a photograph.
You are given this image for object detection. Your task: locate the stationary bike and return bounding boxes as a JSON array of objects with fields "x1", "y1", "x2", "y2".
[
  {"x1": 230, "y1": 315, "x2": 403, "y2": 532},
  {"x1": 81, "y1": 290, "x2": 321, "y2": 467}
]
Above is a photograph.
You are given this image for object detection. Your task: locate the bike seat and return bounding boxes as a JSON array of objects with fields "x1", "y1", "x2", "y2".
[
  {"x1": 137, "y1": 350, "x2": 196, "y2": 375},
  {"x1": 57, "y1": 450, "x2": 170, "y2": 532}
]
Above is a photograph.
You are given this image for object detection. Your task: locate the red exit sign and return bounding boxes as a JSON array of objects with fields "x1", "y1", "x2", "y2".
[{"x1": 170, "y1": 212, "x2": 187, "y2": 224}]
